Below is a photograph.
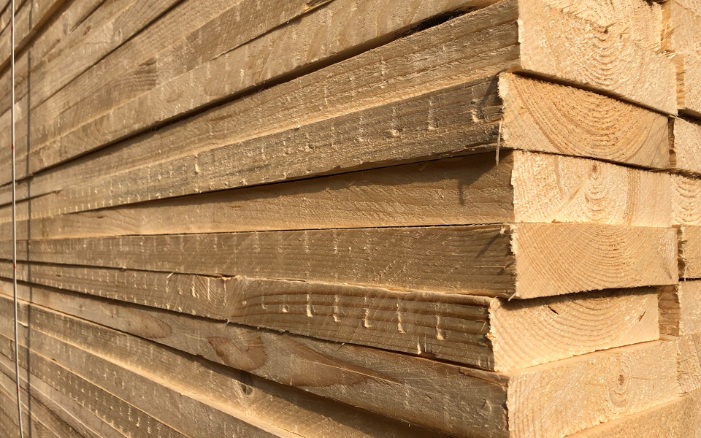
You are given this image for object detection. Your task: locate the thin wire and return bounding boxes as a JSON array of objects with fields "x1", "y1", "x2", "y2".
[{"x1": 10, "y1": 0, "x2": 25, "y2": 435}]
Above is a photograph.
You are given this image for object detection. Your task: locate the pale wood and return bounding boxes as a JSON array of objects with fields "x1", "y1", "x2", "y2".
[
  {"x1": 680, "y1": 226, "x2": 701, "y2": 278},
  {"x1": 0, "y1": 0, "x2": 67, "y2": 71},
  {"x1": 0, "y1": 271, "x2": 659, "y2": 372},
  {"x1": 0, "y1": 354, "x2": 127, "y2": 438},
  {"x1": 567, "y1": 395, "x2": 699, "y2": 438},
  {"x1": 674, "y1": 333, "x2": 701, "y2": 394},
  {"x1": 0, "y1": 72, "x2": 671, "y2": 220},
  {"x1": 0, "y1": 309, "x2": 447, "y2": 438},
  {"x1": 0, "y1": 336, "x2": 280, "y2": 438},
  {"x1": 672, "y1": 175, "x2": 701, "y2": 225},
  {"x1": 0, "y1": 150, "x2": 673, "y2": 238},
  {"x1": 0, "y1": 223, "x2": 678, "y2": 298},
  {"x1": 0, "y1": 0, "x2": 182, "y2": 117},
  {"x1": 0, "y1": 371, "x2": 90, "y2": 438},
  {"x1": 0, "y1": 0, "x2": 676, "y2": 184},
  {"x1": 0, "y1": 283, "x2": 504, "y2": 437},
  {"x1": 0, "y1": 0, "x2": 502, "y2": 184},
  {"x1": 516, "y1": 0, "x2": 676, "y2": 114},
  {"x1": 660, "y1": 281, "x2": 701, "y2": 336},
  {"x1": 670, "y1": 118, "x2": 701, "y2": 175},
  {"x1": 663, "y1": 0, "x2": 701, "y2": 116},
  {"x1": 5, "y1": 0, "x2": 484, "y2": 184},
  {"x1": 0, "y1": 296, "x2": 681, "y2": 438}
]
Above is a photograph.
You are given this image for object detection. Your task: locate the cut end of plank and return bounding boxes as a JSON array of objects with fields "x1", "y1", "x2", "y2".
[{"x1": 511, "y1": 223, "x2": 678, "y2": 298}]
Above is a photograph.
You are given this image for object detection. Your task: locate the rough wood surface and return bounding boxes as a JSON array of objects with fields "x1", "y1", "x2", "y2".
[
  {"x1": 680, "y1": 226, "x2": 701, "y2": 278},
  {"x1": 0, "y1": 270, "x2": 659, "y2": 372},
  {"x1": 0, "y1": 0, "x2": 66, "y2": 70},
  {"x1": 663, "y1": 0, "x2": 701, "y2": 116},
  {"x1": 0, "y1": 223, "x2": 678, "y2": 298},
  {"x1": 0, "y1": 0, "x2": 676, "y2": 185},
  {"x1": 672, "y1": 175, "x2": 701, "y2": 225},
  {"x1": 674, "y1": 333, "x2": 701, "y2": 394},
  {"x1": 660, "y1": 281, "x2": 701, "y2": 336},
  {"x1": 0, "y1": 366, "x2": 110, "y2": 438},
  {"x1": 670, "y1": 118, "x2": 701, "y2": 175},
  {"x1": 0, "y1": 72, "x2": 671, "y2": 221},
  {"x1": 0, "y1": 150, "x2": 673, "y2": 238},
  {"x1": 567, "y1": 395, "x2": 699, "y2": 438},
  {"x1": 0, "y1": 352, "x2": 142, "y2": 438},
  {"x1": 0, "y1": 295, "x2": 681, "y2": 438},
  {"x1": 0, "y1": 302, "x2": 451, "y2": 438}
]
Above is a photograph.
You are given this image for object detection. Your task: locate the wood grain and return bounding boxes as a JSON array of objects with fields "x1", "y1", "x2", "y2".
[
  {"x1": 0, "y1": 224, "x2": 678, "y2": 298},
  {"x1": 660, "y1": 281, "x2": 701, "y2": 336}
]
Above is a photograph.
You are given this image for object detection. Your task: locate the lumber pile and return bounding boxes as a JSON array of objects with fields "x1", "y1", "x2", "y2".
[{"x1": 0, "y1": 0, "x2": 700, "y2": 436}]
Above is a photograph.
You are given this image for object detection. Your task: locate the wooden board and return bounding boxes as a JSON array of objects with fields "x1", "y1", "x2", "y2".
[
  {"x1": 672, "y1": 175, "x2": 701, "y2": 225},
  {"x1": 0, "y1": 307, "x2": 451, "y2": 438},
  {"x1": 0, "y1": 354, "x2": 130, "y2": 438},
  {"x1": 680, "y1": 226, "x2": 701, "y2": 279},
  {"x1": 663, "y1": 0, "x2": 701, "y2": 116},
  {"x1": 0, "y1": 272, "x2": 659, "y2": 372},
  {"x1": 660, "y1": 281, "x2": 701, "y2": 336},
  {"x1": 673, "y1": 333, "x2": 701, "y2": 394},
  {"x1": 0, "y1": 0, "x2": 676, "y2": 185},
  {"x1": 567, "y1": 395, "x2": 699, "y2": 438},
  {"x1": 0, "y1": 367, "x2": 105, "y2": 438},
  {"x1": 0, "y1": 72, "x2": 671, "y2": 221},
  {"x1": 0, "y1": 296, "x2": 681, "y2": 438},
  {"x1": 0, "y1": 150, "x2": 673, "y2": 238},
  {"x1": 0, "y1": 223, "x2": 678, "y2": 298},
  {"x1": 670, "y1": 118, "x2": 701, "y2": 175}
]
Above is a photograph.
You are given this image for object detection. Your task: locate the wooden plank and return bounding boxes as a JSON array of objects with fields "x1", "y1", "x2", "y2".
[
  {"x1": 670, "y1": 118, "x2": 701, "y2": 175},
  {"x1": 660, "y1": 281, "x2": 701, "y2": 336},
  {"x1": 0, "y1": 295, "x2": 681, "y2": 438},
  {"x1": 663, "y1": 0, "x2": 701, "y2": 116},
  {"x1": 0, "y1": 71, "x2": 671, "y2": 220},
  {"x1": 680, "y1": 226, "x2": 701, "y2": 278},
  {"x1": 0, "y1": 0, "x2": 676, "y2": 185},
  {"x1": 0, "y1": 272, "x2": 659, "y2": 371},
  {"x1": 0, "y1": 0, "x2": 67, "y2": 71},
  {"x1": 0, "y1": 223, "x2": 678, "y2": 298},
  {"x1": 0, "y1": 353, "x2": 127, "y2": 438},
  {"x1": 8, "y1": 0, "x2": 478, "y2": 183},
  {"x1": 672, "y1": 175, "x2": 701, "y2": 225},
  {"x1": 567, "y1": 395, "x2": 699, "y2": 437},
  {"x1": 673, "y1": 333, "x2": 701, "y2": 394},
  {"x1": 0, "y1": 308, "x2": 446, "y2": 438},
  {"x1": 0, "y1": 370, "x2": 88, "y2": 438},
  {"x1": 0, "y1": 0, "x2": 182, "y2": 117},
  {"x1": 0, "y1": 283, "x2": 503, "y2": 437},
  {"x1": 0, "y1": 150, "x2": 673, "y2": 238},
  {"x1": 0, "y1": 0, "x2": 487, "y2": 184}
]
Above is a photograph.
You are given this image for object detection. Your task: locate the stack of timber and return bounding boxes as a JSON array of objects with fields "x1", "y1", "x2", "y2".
[{"x1": 0, "y1": 0, "x2": 699, "y2": 436}]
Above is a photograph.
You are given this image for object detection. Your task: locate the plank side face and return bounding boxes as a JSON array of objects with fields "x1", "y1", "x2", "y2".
[
  {"x1": 676, "y1": 333, "x2": 701, "y2": 394},
  {"x1": 0, "y1": 286, "x2": 509, "y2": 437},
  {"x1": 0, "y1": 298, "x2": 506, "y2": 438},
  {"x1": 0, "y1": 224, "x2": 678, "y2": 298},
  {"x1": 489, "y1": 289, "x2": 659, "y2": 371},
  {"x1": 499, "y1": 74, "x2": 670, "y2": 168},
  {"x1": 517, "y1": 0, "x2": 677, "y2": 114},
  {"x1": 507, "y1": 341, "x2": 679, "y2": 438},
  {"x1": 664, "y1": 0, "x2": 701, "y2": 116},
  {"x1": 0, "y1": 267, "x2": 660, "y2": 373},
  {"x1": 513, "y1": 224, "x2": 678, "y2": 298}
]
